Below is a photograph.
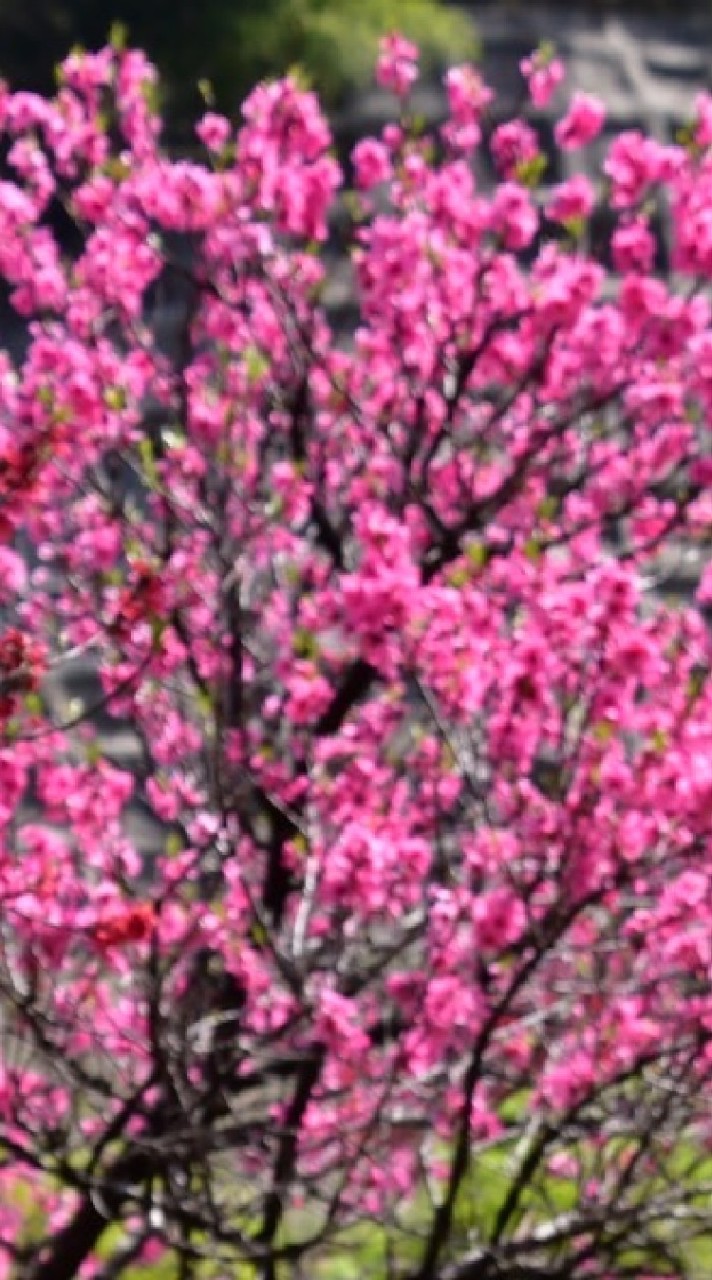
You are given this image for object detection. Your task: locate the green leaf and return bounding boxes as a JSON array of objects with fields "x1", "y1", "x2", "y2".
[
  {"x1": 108, "y1": 21, "x2": 127, "y2": 51},
  {"x1": 285, "y1": 63, "x2": 313, "y2": 92},
  {"x1": 84, "y1": 740, "x2": 103, "y2": 767},
  {"x1": 140, "y1": 78, "x2": 161, "y2": 116},
  {"x1": 138, "y1": 438, "x2": 158, "y2": 488},
  {"x1": 499, "y1": 1088, "x2": 532, "y2": 1124},
  {"x1": 536, "y1": 496, "x2": 560, "y2": 521},
  {"x1": 563, "y1": 215, "x2": 586, "y2": 242},
  {"x1": 291, "y1": 834, "x2": 308, "y2": 859},
  {"x1": 103, "y1": 386, "x2": 127, "y2": 412},
  {"x1": 465, "y1": 540, "x2": 488, "y2": 569},
  {"x1": 592, "y1": 719, "x2": 615, "y2": 743},
  {"x1": 293, "y1": 627, "x2": 318, "y2": 659},
  {"x1": 688, "y1": 665, "x2": 708, "y2": 703},
  {"x1": 343, "y1": 190, "x2": 368, "y2": 224},
  {"x1": 523, "y1": 536, "x2": 543, "y2": 562},
  {"x1": 165, "y1": 832, "x2": 183, "y2": 857},
  {"x1": 101, "y1": 157, "x2": 132, "y2": 183},
  {"x1": 197, "y1": 690, "x2": 214, "y2": 720},
  {"x1": 250, "y1": 921, "x2": 267, "y2": 948},
  {"x1": 151, "y1": 617, "x2": 167, "y2": 647},
  {"x1": 197, "y1": 77, "x2": 215, "y2": 107},
  {"x1": 214, "y1": 143, "x2": 236, "y2": 172},
  {"x1": 244, "y1": 344, "x2": 270, "y2": 385},
  {"x1": 515, "y1": 152, "x2": 548, "y2": 189}
]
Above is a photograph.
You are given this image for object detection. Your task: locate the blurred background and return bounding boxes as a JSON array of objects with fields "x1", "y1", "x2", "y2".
[
  {"x1": 0, "y1": 1, "x2": 708, "y2": 149},
  {"x1": 0, "y1": 0, "x2": 477, "y2": 137}
]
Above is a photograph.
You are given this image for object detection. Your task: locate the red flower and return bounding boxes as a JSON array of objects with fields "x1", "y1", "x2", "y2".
[
  {"x1": 92, "y1": 903, "x2": 155, "y2": 950},
  {"x1": 110, "y1": 563, "x2": 164, "y2": 639},
  {"x1": 0, "y1": 628, "x2": 46, "y2": 717}
]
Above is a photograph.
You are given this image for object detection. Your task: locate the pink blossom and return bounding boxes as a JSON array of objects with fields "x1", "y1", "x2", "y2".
[
  {"x1": 548, "y1": 1152, "x2": 579, "y2": 1178},
  {"x1": 284, "y1": 661, "x2": 332, "y2": 725},
  {"x1": 316, "y1": 989, "x2": 369, "y2": 1059},
  {"x1": 472, "y1": 887, "x2": 526, "y2": 951},
  {"x1": 445, "y1": 65, "x2": 492, "y2": 117},
  {"x1": 555, "y1": 92, "x2": 606, "y2": 150},
  {"x1": 694, "y1": 91, "x2": 712, "y2": 148},
  {"x1": 541, "y1": 1049, "x2": 595, "y2": 1110},
  {"x1": 546, "y1": 174, "x2": 595, "y2": 224},
  {"x1": 490, "y1": 182, "x2": 538, "y2": 249},
  {"x1": 521, "y1": 51, "x2": 565, "y2": 108},
  {"x1": 376, "y1": 33, "x2": 419, "y2": 97},
  {"x1": 1, "y1": 35, "x2": 712, "y2": 1270},
  {"x1": 604, "y1": 131, "x2": 666, "y2": 208},
  {"x1": 352, "y1": 138, "x2": 392, "y2": 190},
  {"x1": 0, "y1": 547, "x2": 25, "y2": 601},
  {"x1": 491, "y1": 119, "x2": 540, "y2": 180},
  {"x1": 611, "y1": 216, "x2": 656, "y2": 273},
  {"x1": 196, "y1": 111, "x2": 231, "y2": 152},
  {"x1": 697, "y1": 563, "x2": 712, "y2": 604}
]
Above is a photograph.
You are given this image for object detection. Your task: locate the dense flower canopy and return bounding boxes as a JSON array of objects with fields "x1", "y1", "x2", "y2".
[{"x1": 0, "y1": 31, "x2": 712, "y2": 1280}]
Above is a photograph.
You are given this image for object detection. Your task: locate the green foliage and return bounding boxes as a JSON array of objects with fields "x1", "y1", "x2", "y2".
[
  {"x1": 7, "y1": 1133, "x2": 712, "y2": 1279},
  {"x1": 0, "y1": 0, "x2": 477, "y2": 138},
  {"x1": 228, "y1": 0, "x2": 478, "y2": 108}
]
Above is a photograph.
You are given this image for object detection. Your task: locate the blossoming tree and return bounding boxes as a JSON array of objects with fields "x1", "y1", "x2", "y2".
[{"x1": 3, "y1": 30, "x2": 712, "y2": 1280}]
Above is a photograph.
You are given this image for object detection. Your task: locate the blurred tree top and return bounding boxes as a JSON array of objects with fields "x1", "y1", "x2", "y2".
[{"x1": 0, "y1": 0, "x2": 477, "y2": 135}]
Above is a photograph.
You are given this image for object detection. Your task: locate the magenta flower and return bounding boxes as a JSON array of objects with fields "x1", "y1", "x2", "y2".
[
  {"x1": 376, "y1": 33, "x2": 419, "y2": 97},
  {"x1": 521, "y1": 48, "x2": 565, "y2": 108},
  {"x1": 555, "y1": 91, "x2": 606, "y2": 149}
]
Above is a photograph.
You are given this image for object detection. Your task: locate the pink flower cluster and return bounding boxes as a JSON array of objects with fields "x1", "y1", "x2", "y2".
[
  {"x1": 0, "y1": 31, "x2": 711, "y2": 1277},
  {"x1": 376, "y1": 33, "x2": 419, "y2": 98},
  {"x1": 555, "y1": 91, "x2": 606, "y2": 150},
  {"x1": 521, "y1": 45, "x2": 565, "y2": 108}
]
